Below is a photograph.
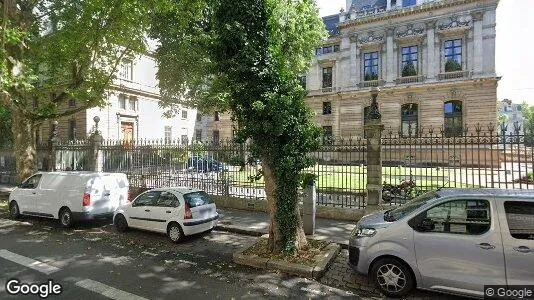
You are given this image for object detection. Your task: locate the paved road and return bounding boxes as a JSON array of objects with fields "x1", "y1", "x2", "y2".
[{"x1": 0, "y1": 212, "x2": 362, "y2": 300}]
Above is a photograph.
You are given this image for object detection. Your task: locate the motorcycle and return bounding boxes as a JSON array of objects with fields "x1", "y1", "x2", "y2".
[{"x1": 382, "y1": 179, "x2": 420, "y2": 202}]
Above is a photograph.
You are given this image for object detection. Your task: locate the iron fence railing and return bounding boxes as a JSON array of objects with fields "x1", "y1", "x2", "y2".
[{"x1": 1, "y1": 124, "x2": 534, "y2": 209}]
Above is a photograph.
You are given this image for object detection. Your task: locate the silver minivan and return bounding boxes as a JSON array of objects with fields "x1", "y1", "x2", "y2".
[{"x1": 348, "y1": 189, "x2": 534, "y2": 298}]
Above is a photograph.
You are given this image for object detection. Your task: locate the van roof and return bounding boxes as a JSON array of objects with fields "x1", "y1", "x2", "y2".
[
  {"x1": 436, "y1": 188, "x2": 534, "y2": 200},
  {"x1": 37, "y1": 171, "x2": 126, "y2": 176}
]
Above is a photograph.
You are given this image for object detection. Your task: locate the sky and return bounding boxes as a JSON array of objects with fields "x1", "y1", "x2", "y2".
[{"x1": 315, "y1": 0, "x2": 534, "y2": 105}]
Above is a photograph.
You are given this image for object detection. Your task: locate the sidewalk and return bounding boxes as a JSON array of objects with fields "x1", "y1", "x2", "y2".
[{"x1": 215, "y1": 208, "x2": 357, "y2": 247}]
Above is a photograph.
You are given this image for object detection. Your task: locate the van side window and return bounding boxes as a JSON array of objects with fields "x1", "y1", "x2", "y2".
[
  {"x1": 133, "y1": 191, "x2": 160, "y2": 207},
  {"x1": 504, "y1": 201, "x2": 534, "y2": 240},
  {"x1": 155, "y1": 192, "x2": 179, "y2": 207},
  {"x1": 20, "y1": 174, "x2": 42, "y2": 189},
  {"x1": 420, "y1": 200, "x2": 490, "y2": 235}
]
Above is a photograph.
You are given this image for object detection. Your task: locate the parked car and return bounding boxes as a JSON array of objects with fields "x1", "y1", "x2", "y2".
[
  {"x1": 8, "y1": 171, "x2": 129, "y2": 228},
  {"x1": 186, "y1": 156, "x2": 226, "y2": 172},
  {"x1": 348, "y1": 188, "x2": 534, "y2": 298},
  {"x1": 113, "y1": 187, "x2": 218, "y2": 242}
]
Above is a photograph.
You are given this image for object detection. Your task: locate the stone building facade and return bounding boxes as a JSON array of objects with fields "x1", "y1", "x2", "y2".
[
  {"x1": 39, "y1": 51, "x2": 198, "y2": 143},
  {"x1": 202, "y1": 0, "x2": 500, "y2": 142}
]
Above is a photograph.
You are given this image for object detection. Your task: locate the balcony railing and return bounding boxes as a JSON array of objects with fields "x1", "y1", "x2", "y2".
[
  {"x1": 437, "y1": 70, "x2": 470, "y2": 81},
  {"x1": 358, "y1": 80, "x2": 386, "y2": 88},
  {"x1": 395, "y1": 75, "x2": 426, "y2": 85}
]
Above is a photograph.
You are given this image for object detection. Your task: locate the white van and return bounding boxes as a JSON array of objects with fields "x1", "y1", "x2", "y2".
[{"x1": 8, "y1": 171, "x2": 129, "y2": 227}]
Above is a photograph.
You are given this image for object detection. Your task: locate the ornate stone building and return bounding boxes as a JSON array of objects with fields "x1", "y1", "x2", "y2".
[{"x1": 198, "y1": 0, "x2": 500, "y2": 142}]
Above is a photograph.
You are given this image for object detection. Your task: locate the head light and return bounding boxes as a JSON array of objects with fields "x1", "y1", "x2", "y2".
[{"x1": 356, "y1": 228, "x2": 376, "y2": 238}]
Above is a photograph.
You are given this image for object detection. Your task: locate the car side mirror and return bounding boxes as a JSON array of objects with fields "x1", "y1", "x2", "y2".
[{"x1": 418, "y1": 218, "x2": 435, "y2": 232}]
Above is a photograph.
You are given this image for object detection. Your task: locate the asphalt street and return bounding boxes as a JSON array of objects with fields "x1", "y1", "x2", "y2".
[{"x1": 0, "y1": 210, "x2": 364, "y2": 300}]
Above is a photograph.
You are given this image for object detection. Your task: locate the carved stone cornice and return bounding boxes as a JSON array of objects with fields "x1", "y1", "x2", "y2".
[
  {"x1": 357, "y1": 31, "x2": 385, "y2": 48},
  {"x1": 349, "y1": 34, "x2": 359, "y2": 43},
  {"x1": 401, "y1": 92, "x2": 421, "y2": 105},
  {"x1": 425, "y1": 20, "x2": 437, "y2": 29},
  {"x1": 358, "y1": 31, "x2": 385, "y2": 44},
  {"x1": 437, "y1": 16, "x2": 470, "y2": 31},
  {"x1": 442, "y1": 87, "x2": 466, "y2": 102},
  {"x1": 396, "y1": 24, "x2": 425, "y2": 38}
]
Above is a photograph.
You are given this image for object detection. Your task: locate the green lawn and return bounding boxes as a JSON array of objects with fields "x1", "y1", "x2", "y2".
[{"x1": 226, "y1": 164, "x2": 476, "y2": 192}]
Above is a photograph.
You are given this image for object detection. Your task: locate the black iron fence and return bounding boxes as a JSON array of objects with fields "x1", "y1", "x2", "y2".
[{"x1": 1, "y1": 124, "x2": 533, "y2": 209}]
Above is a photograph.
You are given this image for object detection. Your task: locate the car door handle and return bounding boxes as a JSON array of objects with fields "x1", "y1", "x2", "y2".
[
  {"x1": 144, "y1": 209, "x2": 150, "y2": 212},
  {"x1": 514, "y1": 246, "x2": 534, "y2": 253},
  {"x1": 32, "y1": 192, "x2": 36, "y2": 194},
  {"x1": 477, "y1": 243, "x2": 495, "y2": 250},
  {"x1": 104, "y1": 193, "x2": 110, "y2": 196},
  {"x1": 166, "y1": 211, "x2": 171, "y2": 213}
]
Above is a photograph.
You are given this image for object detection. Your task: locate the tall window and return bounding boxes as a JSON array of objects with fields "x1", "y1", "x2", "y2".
[
  {"x1": 322, "y1": 67, "x2": 332, "y2": 88},
  {"x1": 364, "y1": 52, "x2": 379, "y2": 81},
  {"x1": 212, "y1": 130, "x2": 220, "y2": 144},
  {"x1": 195, "y1": 129, "x2": 202, "y2": 141},
  {"x1": 129, "y1": 97, "x2": 137, "y2": 111},
  {"x1": 181, "y1": 135, "x2": 188, "y2": 145},
  {"x1": 182, "y1": 110, "x2": 188, "y2": 119},
  {"x1": 401, "y1": 46, "x2": 418, "y2": 77},
  {"x1": 68, "y1": 119, "x2": 76, "y2": 140},
  {"x1": 118, "y1": 60, "x2": 133, "y2": 80},
  {"x1": 402, "y1": 0, "x2": 416, "y2": 7},
  {"x1": 196, "y1": 113, "x2": 202, "y2": 122},
  {"x1": 401, "y1": 104, "x2": 418, "y2": 137},
  {"x1": 444, "y1": 101, "x2": 463, "y2": 137},
  {"x1": 164, "y1": 126, "x2": 172, "y2": 143},
  {"x1": 444, "y1": 39, "x2": 462, "y2": 72},
  {"x1": 214, "y1": 111, "x2": 220, "y2": 121},
  {"x1": 322, "y1": 126, "x2": 333, "y2": 145},
  {"x1": 68, "y1": 99, "x2": 76, "y2": 108},
  {"x1": 323, "y1": 102, "x2": 332, "y2": 115},
  {"x1": 298, "y1": 75, "x2": 307, "y2": 89},
  {"x1": 118, "y1": 94, "x2": 126, "y2": 110}
]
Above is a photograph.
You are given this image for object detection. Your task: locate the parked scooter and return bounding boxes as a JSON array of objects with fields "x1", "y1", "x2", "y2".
[{"x1": 382, "y1": 179, "x2": 420, "y2": 202}]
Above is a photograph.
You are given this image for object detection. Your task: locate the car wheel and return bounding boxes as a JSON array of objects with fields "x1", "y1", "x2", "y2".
[
  {"x1": 114, "y1": 214, "x2": 128, "y2": 232},
  {"x1": 9, "y1": 201, "x2": 20, "y2": 219},
  {"x1": 59, "y1": 208, "x2": 73, "y2": 228},
  {"x1": 168, "y1": 223, "x2": 184, "y2": 243},
  {"x1": 371, "y1": 258, "x2": 415, "y2": 298}
]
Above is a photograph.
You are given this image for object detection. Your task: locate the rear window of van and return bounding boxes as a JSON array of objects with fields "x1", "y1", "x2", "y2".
[{"x1": 183, "y1": 191, "x2": 213, "y2": 208}]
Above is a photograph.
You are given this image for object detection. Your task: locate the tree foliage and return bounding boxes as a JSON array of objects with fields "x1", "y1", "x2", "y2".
[
  {"x1": 152, "y1": 0, "x2": 326, "y2": 254},
  {"x1": 1, "y1": 0, "x2": 156, "y2": 180}
]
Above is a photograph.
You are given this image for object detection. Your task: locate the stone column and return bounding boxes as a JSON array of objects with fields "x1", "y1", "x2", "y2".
[
  {"x1": 364, "y1": 88, "x2": 384, "y2": 214},
  {"x1": 349, "y1": 35, "x2": 360, "y2": 86},
  {"x1": 472, "y1": 12, "x2": 484, "y2": 76},
  {"x1": 302, "y1": 182, "x2": 317, "y2": 235},
  {"x1": 47, "y1": 121, "x2": 59, "y2": 171},
  {"x1": 386, "y1": 28, "x2": 395, "y2": 85},
  {"x1": 426, "y1": 21, "x2": 437, "y2": 81},
  {"x1": 88, "y1": 116, "x2": 104, "y2": 172}
]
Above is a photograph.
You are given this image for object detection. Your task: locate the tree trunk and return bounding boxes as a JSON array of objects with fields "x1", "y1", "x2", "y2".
[
  {"x1": 12, "y1": 109, "x2": 36, "y2": 182},
  {"x1": 264, "y1": 162, "x2": 308, "y2": 254}
]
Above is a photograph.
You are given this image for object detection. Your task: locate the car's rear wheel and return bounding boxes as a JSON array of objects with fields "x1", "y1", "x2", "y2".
[
  {"x1": 9, "y1": 201, "x2": 20, "y2": 219},
  {"x1": 114, "y1": 214, "x2": 128, "y2": 232},
  {"x1": 371, "y1": 258, "x2": 415, "y2": 298},
  {"x1": 168, "y1": 223, "x2": 184, "y2": 243},
  {"x1": 59, "y1": 208, "x2": 73, "y2": 228}
]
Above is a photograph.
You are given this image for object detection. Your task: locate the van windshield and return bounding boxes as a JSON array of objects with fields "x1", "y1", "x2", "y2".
[{"x1": 385, "y1": 191, "x2": 440, "y2": 222}]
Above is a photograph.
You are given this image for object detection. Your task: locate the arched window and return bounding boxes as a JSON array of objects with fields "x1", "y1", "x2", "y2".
[
  {"x1": 444, "y1": 101, "x2": 463, "y2": 137},
  {"x1": 401, "y1": 103, "x2": 418, "y2": 137}
]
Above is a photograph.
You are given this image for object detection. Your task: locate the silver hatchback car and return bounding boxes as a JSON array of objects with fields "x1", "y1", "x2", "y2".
[{"x1": 348, "y1": 189, "x2": 534, "y2": 298}]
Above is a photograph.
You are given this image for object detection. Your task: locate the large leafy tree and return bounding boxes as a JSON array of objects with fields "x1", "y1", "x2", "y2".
[
  {"x1": 1, "y1": 0, "x2": 155, "y2": 181},
  {"x1": 152, "y1": 0, "x2": 326, "y2": 254}
]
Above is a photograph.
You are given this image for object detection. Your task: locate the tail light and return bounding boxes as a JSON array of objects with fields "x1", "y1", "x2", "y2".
[
  {"x1": 184, "y1": 202, "x2": 193, "y2": 219},
  {"x1": 82, "y1": 193, "x2": 91, "y2": 207}
]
